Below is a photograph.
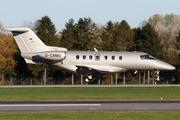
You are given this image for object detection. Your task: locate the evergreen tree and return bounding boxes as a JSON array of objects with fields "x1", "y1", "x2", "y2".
[
  {"x1": 135, "y1": 23, "x2": 164, "y2": 59},
  {"x1": 61, "y1": 17, "x2": 97, "y2": 51},
  {"x1": 60, "y1": 19, "x2": 76, "y2": 50},
  {"x1": 35, "y1": 16, "x2": 61, "y2": 84},
  {"x1": 114, "y1": 20, "x2": 134, "y2": 51},
  {"x1": 101, "y1": 21, "x2": 115, "y2": 51},
  {"x1": 133, "y1": 27, "x2": 142, "y2": 51},
  {"x1": 36, "y1": 16, "x2": 59, "y2": 46},
  {"x1": 13, "y1": 51, "x2": 31, "y2": 83},
  {"x1": 101, "y1": 20, "x2": 134, "y2": 51},
  {"x1": 75, "y1": 17, "x2": 97, "y2": 50}
]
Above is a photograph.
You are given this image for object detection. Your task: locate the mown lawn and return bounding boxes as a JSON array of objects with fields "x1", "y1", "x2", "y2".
[
  {"x1": 0, "y1": 87, "x2": 179, "y2": 101},
  {"x1": 0, "y1": 111, "x2": 180, "y2": 120}
]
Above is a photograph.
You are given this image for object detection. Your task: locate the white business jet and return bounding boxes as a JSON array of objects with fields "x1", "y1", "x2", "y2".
[{"x1": 6, "y1": 27, "x2": 175, "y2": 82}]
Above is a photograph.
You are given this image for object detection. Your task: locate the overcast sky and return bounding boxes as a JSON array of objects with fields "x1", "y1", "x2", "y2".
[{"x1": 0, "y1": 0, "x2": 179, "y2": 31}]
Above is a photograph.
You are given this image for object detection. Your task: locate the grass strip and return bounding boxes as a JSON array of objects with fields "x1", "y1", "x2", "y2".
[
  {"x1": 0, "y1": 111, "x2": 180, "y2": 120},
  {"x1": 0, "y1": 87, "x2": 180, "y2": 101}
]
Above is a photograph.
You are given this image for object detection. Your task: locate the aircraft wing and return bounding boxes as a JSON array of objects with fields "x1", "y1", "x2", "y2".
[
  {"x1": 76, "y1": 65, "x2": 109, "y2": 75},
  {"x1": 75, "y1": 65, "x2": 125, "y2": 75}
]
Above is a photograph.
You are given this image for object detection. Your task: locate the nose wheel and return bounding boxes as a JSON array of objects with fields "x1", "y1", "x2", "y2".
[{"x1": 156, "y1": 70, "x2": 160, "y2": 81}]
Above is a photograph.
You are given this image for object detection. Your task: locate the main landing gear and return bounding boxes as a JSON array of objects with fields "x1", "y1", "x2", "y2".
[{"x1": 85, "y1": 75, "x2": 92, "y2": 83}]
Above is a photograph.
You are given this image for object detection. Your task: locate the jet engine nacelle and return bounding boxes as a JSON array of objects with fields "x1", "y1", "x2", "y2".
[{"x1": 38, "y1": 51, "x2": 66, "y2": 61}]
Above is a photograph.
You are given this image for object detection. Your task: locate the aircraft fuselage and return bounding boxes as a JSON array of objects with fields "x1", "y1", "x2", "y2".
[{"x1": 21, "y1": 51, "x2": 175, "y2": 75}]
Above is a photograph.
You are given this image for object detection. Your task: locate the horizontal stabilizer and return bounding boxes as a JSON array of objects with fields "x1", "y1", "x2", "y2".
[
  {"x1": 24, "y1": 58, "x2": 36, "y2": 64},
  {"x1": 24, "y1": 58, "x2": 45, "y2": 65}
]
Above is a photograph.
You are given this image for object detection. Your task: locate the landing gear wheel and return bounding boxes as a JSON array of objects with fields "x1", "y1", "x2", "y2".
[
  {"x1": 85, "y1": 75, "x2": 92, "y2": 83},
  {"x1": 156, "y1": 70, "x2": 160, "y2": 81},
  {"x1": 85, "y1": 78, "x2": 89, "y2": 83}
]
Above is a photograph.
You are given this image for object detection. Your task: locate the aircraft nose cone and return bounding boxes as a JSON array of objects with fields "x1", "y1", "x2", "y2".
[
  {"x1": 155, "y1": 61, "x2": 176, "y2": 70},
  {"x1": 168, "y1": 65, "x2": 176, "y2": 70},
  {"x1": 162, "y1": 63, "x2": 176, "y2": 70},
  {"x1": 163, "y1": 62, "x2": 176, "y2": 70}
]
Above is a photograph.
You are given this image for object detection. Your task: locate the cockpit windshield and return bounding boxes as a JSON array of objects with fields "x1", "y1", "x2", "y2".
[{"x1": 140, "y1": 55, "x2": 156, "y2": 60}]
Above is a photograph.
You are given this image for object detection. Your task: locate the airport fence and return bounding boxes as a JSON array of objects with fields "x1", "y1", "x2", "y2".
[
  {"x1": 0, "y1": 75, "x2": 178, "y2": 85},
  {"x1": 0, "y1": 77, "x2": 71, "y2": 85}
]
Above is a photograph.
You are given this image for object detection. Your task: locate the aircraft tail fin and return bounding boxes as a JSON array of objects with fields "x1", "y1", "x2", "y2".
[{"x1": 6, "y1": 27, "x2": 48, "y2": 53}]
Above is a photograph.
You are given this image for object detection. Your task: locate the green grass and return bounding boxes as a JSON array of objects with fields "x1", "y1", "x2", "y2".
[
  {"x1": 0, "y1": 111, "x2": 180, "y2": 120},
  {"x1": 0, "y1": 87, "x2": 180, "y2": 119},
  {"x1": 0, "y1": 87, "x2": 180, "y2": 101}
]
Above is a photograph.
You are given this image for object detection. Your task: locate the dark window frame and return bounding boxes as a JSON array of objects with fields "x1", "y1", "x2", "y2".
[
  {"x1": 76, "y1": 55, "x2": 79, "y2": 59},
  {"x1": 104, "y1": 55, "x2": 108, "y2": 60},
  {"x1": 83, "y1": 55, "x2": 86, "y2": 60},
  {"x1": 95, "y1": 54, "x2": 100, "y2": 61},
  {"x1": 112, "y1": 56, "x2": 115, "y2": 60},
  {"x1": 89, "y1": 55, "x2": 93, "y2": 60},
  {"x1": 140, "y1": 55, "x2": 156, "y2": 60}
]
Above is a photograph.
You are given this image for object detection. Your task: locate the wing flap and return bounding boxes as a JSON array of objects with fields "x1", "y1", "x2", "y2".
[
  {"x1": 76, "y1": 65, "x2": 126, "y2": 75},
  {"x1": 76, "y1": 65, "x2": 109, "y2": 75}
]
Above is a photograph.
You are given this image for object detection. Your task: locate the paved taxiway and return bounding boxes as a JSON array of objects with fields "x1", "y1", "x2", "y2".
[
  {"x1": 0, "y1": 101, "x2": 180, "y2": 112},
  {"x1": 1, "y1": 85, "x2": 180, "y2": 88}
]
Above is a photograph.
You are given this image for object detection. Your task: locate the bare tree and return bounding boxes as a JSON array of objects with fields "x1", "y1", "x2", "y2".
[
  {"x1": 22, "y1": 20, "x2": 38, "y2": 33},
  {"x1": 147, "y1": 14, "x2": 180, "y2": 65}
]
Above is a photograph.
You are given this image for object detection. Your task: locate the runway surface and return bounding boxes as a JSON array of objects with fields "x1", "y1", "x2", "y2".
[
  {"x1": 1, "y1": 85, "x2": 180, "y2": 88},
  {"x1": 0, "y1": 101, "x2": 180, "y2": 112}
]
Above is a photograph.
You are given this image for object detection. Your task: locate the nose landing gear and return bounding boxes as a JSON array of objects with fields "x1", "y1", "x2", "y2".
[{"x1": 156, "y1": 70, "x2": 160, "y2": 81}]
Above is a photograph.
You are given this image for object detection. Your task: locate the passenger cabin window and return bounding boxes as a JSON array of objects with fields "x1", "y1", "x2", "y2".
[
  {"x1": 95, "y1": 54, "x2": 100, "y2": 61},
  {"x1": 76, "y1": 55, "x2": 79, "y2": 59},
  {"x1": 112, "y1": 56, "x2": 115, "y2": 60},
  {"x1": 89, "y1": 55, "x2": 92, "y2": 60},
  {"x1": 140, "y1": 55, "x2": 156, "y2": 60},
  {"x1": 104, "y1": 56, "x2": 107, "y2": 60},
  {"x1": 83, "y1": 55, "x2": 86, "y2": 60},
  {"x1": 119, "y1": 56, "x2": 122, "y2": 60}
]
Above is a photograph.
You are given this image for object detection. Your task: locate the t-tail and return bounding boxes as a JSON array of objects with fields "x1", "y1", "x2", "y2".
[{"x1": 6, "y1": 27, "x2": 67, "y2": 63}]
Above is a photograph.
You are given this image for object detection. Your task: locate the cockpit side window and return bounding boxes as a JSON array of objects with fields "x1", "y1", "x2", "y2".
[{"x1": 140, "y1": 55, "x2": 156, "y2": 60}]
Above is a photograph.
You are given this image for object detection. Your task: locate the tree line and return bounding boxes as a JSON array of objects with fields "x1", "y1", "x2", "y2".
[{"x1": 0, "y1": 13, "x2": 180, "y2": 84}]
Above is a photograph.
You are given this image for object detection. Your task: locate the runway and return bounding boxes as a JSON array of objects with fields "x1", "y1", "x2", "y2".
[
  {"x1": 0, "y1": 101, "x2": 180, "y2": 112},
  {"x1": 1, "y1": 85, "x2": 180, "y2": 88}
]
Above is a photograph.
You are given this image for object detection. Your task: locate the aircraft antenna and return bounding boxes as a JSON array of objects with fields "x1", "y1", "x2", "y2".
[{"x1": 94, "y1": 48, "x2": 98, "y2": 51}]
